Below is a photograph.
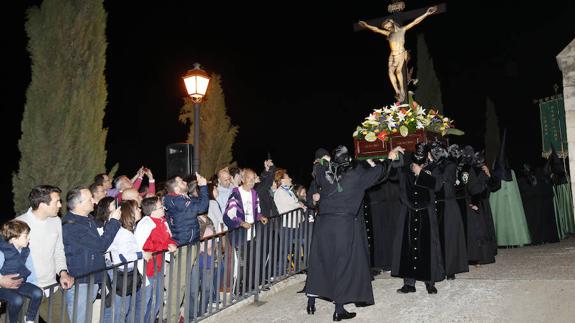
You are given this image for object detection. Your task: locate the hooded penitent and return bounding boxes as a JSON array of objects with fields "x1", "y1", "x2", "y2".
[
  {"x1": 448, "y1": 144, "x2": 462, "y2": 162},
  {"x1": 412, "y1": 142, "x2": 430, "y2": 165},
  {"x1": 430, "y1": 141, "x2": 449, "y2": 162},
  {"x1": 546, "y1": 145, "x2": 568, "y2": 185},
  {"x1": 492, "y1": 129, "x2": 512, "y2": 182},
  {"x1": 325, "y1": 145, "x2": 353, "y2": 192},
  {"x1": 461, "y1": 145, "x2": 476, "y2": 167}
]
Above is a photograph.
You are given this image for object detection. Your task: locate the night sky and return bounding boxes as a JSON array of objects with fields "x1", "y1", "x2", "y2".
[{"x1": 3, "y1": 0, "x2": 575, "y2": 218}]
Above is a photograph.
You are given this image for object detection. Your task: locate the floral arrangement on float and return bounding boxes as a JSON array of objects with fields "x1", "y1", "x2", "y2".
[{"x1": 352, "y1": 96, "x2": 463, "y2": 158}]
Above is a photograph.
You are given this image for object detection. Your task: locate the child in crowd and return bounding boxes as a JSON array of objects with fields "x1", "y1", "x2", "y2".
[{"x1": 0, "y1": 220, "x2": 43, "y2": 323}]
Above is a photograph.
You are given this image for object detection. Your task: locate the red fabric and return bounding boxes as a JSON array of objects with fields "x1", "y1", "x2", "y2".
[
  {"x1": 142, "y1": 216, "x2": 176, "y2": 277},
  {"x1": 146, "y1": 181, "x2": 156, "y2": 196},
  {"x1": 133, "y1": 177, "x2": 143, "y2": 191}
]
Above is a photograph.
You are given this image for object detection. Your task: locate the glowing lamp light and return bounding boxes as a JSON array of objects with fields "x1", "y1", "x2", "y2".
[{"x1": 182, "y1": 63, "x2": 210, "y2": 101}]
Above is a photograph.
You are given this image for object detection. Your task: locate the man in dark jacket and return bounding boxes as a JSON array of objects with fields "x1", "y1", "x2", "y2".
[
  {"x1": 163, "y1": 172, "x2": 208, "y2": 323},
  {"x1": 62, "y1": 186, "x2": 121, "y2": 323},
  {"x1": 255, "y1": 159, "x2": 278, "y2": 219}
]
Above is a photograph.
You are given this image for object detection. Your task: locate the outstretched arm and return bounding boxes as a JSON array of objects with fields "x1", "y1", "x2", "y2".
[
  {"x1": 358, "y1": 20, "x2": 390, "y2": 36},
  {"x1": 404, "y1": 6, "x2": 437, "y2": 31}
]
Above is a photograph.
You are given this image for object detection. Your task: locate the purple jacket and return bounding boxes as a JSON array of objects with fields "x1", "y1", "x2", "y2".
[{"x1": 222, "y1": 187, "x2": 262, "y2": 229}]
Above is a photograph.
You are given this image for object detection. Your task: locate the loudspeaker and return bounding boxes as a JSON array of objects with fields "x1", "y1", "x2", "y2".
[{"x1": 166, "y1": 143, "x2": 194, "y2": 179}]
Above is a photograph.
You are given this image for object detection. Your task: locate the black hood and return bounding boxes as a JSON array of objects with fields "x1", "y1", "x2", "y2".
[
  {"x1": 332, "y1": 145, "x2": 352, "y2": 165},
  {"x1": 474, "y1": 150, "x2": 486, "y2": 168},
  {"x1": 430, "y1": 141, "x2": 449, "y2": 162},
  {"x1": 548, "y1": 145, "x2": 566, "y2": 175},
  {"x1": 314, "y1": 147, "x2": 329, "y2": 160},
  {"x1": 492, "y1": 129, "x2": 513, "y2": 182},
  {"x1": 412, "y1": 142, "x2": 430, "y2": 165},
  {"x1": 546, "y1": 145, "x2": 568, "y2": 185},
  {"x1": 461, "y1": 145, "x2": 475, "y2": 166},
  {"x1": 448, "y1": 144, "x2": 462, "y2": 161}
]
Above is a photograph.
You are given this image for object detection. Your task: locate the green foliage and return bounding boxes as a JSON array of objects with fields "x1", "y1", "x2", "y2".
[
  {"x1": 12, "y1": 0, "x2": 109, "y2": 213},
  {"x1": 414, "y1": 34, "x2": 444, "y2": 114},
  {"x1": 446, "y1": 128, "x2": 465, "y2": 136},
  {"x1": 179, "y1": 74, "x2": 238, "y2": 178},
  {"x1": 108, "y1": 163, "x2": 119, "y2": 179}
]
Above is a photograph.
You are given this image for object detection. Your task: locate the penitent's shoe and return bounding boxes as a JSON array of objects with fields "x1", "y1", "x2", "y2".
[
  {"x1": 333, "y1": 311, "x2": 356, "y2": 321},
  {"x1": 306, "y1": 304, "x2": 316, "y2": 315},
  {"x1": 396, "y1": 285, "x2": 416, "y2": 294},
  {"x1": 426, "y1": 285, "x2": 438, "y2": 294}
]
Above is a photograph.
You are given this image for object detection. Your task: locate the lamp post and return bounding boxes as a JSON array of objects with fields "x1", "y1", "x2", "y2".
[{"x1": 182, "y1": 63, "x2": 210, "y2": 174}]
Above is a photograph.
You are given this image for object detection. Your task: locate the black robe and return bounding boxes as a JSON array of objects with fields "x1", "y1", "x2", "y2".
[
  {"x1": 517, "y1": 173, "x2": 560, "y2": 244},
  {"x1": 305, "y1": 160, "x2": 392, "y2": 305},
  {"x1": 365, "y1": 169, "x2": 400, "y2": 271},
  {"x1": 466, "y1": 167, "x2": 499, "y2": 264},
  {"x1": 391, "y1": 164, "x2": 445, "y2": 283},
  {"x1": 454, "y1": 163, "x2": 469, "y2": 243},
  {"x1": 433, "y1": 160, "x2": 469, "y2": 276}
]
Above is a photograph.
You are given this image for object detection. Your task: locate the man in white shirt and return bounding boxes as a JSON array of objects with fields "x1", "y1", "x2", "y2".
[
  {"x1": 222, "y1": 169, "x2": 268, "y2": 292},
  {"x1": 17, "y1": 185, "x2": 74, "y2": 323}
]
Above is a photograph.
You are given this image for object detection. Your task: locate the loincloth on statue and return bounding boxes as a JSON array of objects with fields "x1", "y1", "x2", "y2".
[{"x1": 388, "y1": 50, "x2": 407, "y2": 68}]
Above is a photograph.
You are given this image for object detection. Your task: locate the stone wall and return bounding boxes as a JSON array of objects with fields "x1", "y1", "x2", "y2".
[{"x1": 557, "y1": 38, "x2": 575, "y2": 215}]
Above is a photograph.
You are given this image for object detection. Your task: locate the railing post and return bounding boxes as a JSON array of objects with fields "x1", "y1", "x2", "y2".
[
  {"x1": 253, "y1": 222, "x2": 262, "y2": 304},
  {"x1": 27, "y1": 210, "x2": 317, "y2": 323}
]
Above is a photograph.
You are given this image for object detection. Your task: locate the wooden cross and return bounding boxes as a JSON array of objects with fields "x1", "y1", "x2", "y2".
[
  {"x1": 353, "y1": 3, "x2": 447, "y2": 32},
  {"x1": 354, "y1": 2, "x2": 447, "y2": 103}
]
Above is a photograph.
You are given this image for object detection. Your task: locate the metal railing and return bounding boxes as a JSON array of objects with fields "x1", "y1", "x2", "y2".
[{"x1": 3, "y1": 208, "x2": 314, "y2": 323}]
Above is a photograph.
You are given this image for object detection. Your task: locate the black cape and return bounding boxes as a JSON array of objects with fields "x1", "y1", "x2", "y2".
[
  {"x1": 465, "y1": 166, "x2": 499, "y2": 264},
  {"x1": 305, "y1": 159, "x2": 393, "y2": 305},
  {"x1": 517, "y1": 171, "x2": 560, "y2": 244},
  {"x1": 433, "y1": 160, "x2": 469, "y2": 275},
  {"x1": 365, "y1": 169, "x2": 400, "y2": 271}
]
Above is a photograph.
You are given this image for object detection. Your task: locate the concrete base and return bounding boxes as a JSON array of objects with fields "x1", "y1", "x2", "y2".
[{"x1": 208, "y1": 238, "x2": 575, "y2": 322}]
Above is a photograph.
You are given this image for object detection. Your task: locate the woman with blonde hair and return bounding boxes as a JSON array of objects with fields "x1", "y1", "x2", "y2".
[{"x1": 103, "y1": 199, "x2": 144, "y2": 323}]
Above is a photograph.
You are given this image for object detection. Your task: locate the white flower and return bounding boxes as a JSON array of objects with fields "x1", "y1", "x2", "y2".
[
  {"x1": 416, "y1": 106, "x2": 425, "y2": 115},
  {"x1": 397, "y1": 110, "x2": 406, "y2": 122},
  {"x1": 367, "y1": 113, "x2": 377, "y2": 121},
  {"x1": 389, "y1": 103, "x2": 399, "y2": 112},
  {"x1": 416, "y1": 120, "x2": 425, "y2": 129},
  {"x1": 387, "y1": 119, "x2": 397, "y2": 129},
  {"x1": 373, "y1": 108, "x2": 383, "y2": 114}
]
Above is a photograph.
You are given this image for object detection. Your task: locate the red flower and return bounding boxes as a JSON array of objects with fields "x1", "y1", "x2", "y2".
[{"x1": 377, "y1": 130, "x2": 388, "y2": 142}]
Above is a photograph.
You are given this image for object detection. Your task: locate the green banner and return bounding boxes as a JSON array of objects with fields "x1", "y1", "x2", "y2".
[{"x1": 539, "y1": 97, "x2": 568, "y2": 157}]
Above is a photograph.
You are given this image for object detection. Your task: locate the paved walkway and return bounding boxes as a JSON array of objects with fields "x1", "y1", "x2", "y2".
[{"x1": 205, "y1": 237, "x2": 575, "y2": 323}]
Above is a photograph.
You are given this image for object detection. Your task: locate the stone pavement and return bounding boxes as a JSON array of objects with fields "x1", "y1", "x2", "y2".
[{"x1": 204, "y1": 237, "x2": 575, "y2": 323}]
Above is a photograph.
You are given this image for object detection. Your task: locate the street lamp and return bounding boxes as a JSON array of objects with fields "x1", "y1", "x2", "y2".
[{"x1": 182, "y1": 63, "x2": 210, "y2": 173}]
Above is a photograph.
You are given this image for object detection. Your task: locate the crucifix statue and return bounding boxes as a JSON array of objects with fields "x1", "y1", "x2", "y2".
[{"x1": 356, "y1": 3, "x2": 446, "y2": 103}]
